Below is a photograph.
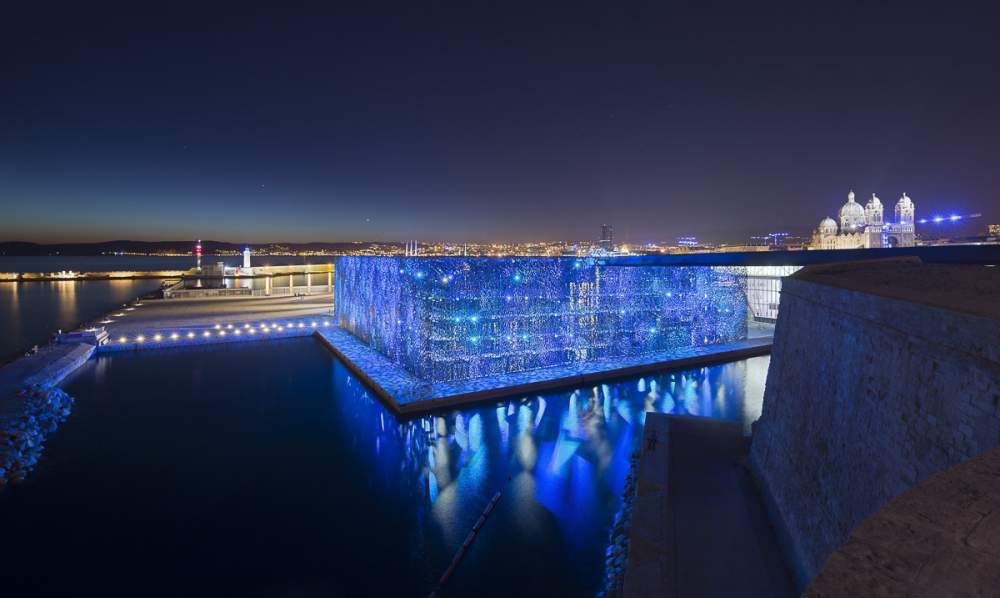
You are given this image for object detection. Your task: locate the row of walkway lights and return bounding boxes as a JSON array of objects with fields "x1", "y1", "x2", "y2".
[{"x1": 116, "y1": 320, "x2": 332, "y2": 344}]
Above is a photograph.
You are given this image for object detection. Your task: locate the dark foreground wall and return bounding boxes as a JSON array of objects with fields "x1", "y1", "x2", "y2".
[{"x1": 749, "y1": 260, "x2": 1000, "y2": 588}]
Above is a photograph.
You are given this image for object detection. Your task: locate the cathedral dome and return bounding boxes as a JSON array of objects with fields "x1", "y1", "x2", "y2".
[
  {"x1": 894, "y1": 192, "x2": 915, "y2": 225},
  {"x1": 864, "y1": 193, "x2": 884, "y2": 226},
  {"x1": 839, "y1": 191, "x2": 865, "y2": 233},
  {"x1": 819, "y1": 217, "x2": 838, "y2": 235}
]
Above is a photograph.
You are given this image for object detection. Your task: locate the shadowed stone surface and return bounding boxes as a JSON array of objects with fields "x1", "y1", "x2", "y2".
[
  {"x1": 806, "y1": 446, "x2": 1000, "y2": 597},
  {"x1": 750, "y1": 258, "x2": 1000, "y2": 588},
  {"x1": 623, "y1": 414, "x2": 795, "y2": 598}
]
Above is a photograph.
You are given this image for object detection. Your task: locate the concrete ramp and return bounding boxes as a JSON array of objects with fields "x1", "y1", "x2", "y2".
[{"x1": 623, "y1": 413, "x2": 794, "y2": 598}]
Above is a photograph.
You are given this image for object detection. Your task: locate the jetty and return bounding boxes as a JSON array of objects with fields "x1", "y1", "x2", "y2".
[
  {"x1": 96, "y1": 293, "x2": 333, "y2": 349},
  {"x1": 0, "y1": 343, "x2": 95, "y2": 486}
]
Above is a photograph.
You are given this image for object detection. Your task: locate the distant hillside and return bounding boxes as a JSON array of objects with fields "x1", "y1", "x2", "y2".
[{"x1": 0, "y1": 240, "x2": 393, "y2": 256}]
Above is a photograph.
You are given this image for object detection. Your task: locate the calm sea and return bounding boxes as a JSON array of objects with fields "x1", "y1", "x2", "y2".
[{"x1": 0, "y1": 338, "x2": 769, "y2": 596}]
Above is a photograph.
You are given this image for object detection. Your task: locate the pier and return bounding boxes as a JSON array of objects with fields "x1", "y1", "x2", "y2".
[{"x1": 95, "y1": 293, "x2": 334, "y2": 349}]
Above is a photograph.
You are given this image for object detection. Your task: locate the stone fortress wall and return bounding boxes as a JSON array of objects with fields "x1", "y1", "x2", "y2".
[{"x1": 749, "y1": 258, "x2": 1000, "y2": 589}]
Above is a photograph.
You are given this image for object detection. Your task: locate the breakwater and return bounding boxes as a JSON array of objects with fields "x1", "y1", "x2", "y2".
[
  {"x1": 0, "y1": 343, "x2": 93, "y2": 487},
  {"x1": 1, "y1": 385, "x2": 74, "y2": 486}
]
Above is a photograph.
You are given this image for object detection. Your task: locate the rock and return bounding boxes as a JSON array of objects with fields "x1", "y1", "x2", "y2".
[{"x1": 0, "y1": 386, "x2": 76, "y2": 491}]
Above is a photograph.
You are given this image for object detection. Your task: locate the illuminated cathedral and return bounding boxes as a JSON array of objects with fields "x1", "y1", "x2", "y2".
[{"x1": 811, "y1": 191, "x2": 916, "y2": 249}]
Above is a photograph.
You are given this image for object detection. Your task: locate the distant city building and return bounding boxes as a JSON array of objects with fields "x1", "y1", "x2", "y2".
[
  {"x1": 811, "y1": 191, "x2": 916, "y2": 249},
  {"x1": 677, "y1": 236, "x2": 699, "y2": 248},
  {"x1": 600, "y1": 224, "x2": 614, "y2": 251},
  {"x1": 750, "y1": 233, "x2": 808, "y2": 250},
  {"x1": 989, "y1": 224, "x2": 1000, "y2": 237},
  {"x1": 750, "y1": 232, "x2": 791, "y2": 248}
]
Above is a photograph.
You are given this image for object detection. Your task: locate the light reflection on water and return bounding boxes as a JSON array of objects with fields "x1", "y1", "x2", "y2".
[
  {"x1": 0, "y1": 339, "x2": 768, "y2": 597},
  {"x1": 332, "y1": 352, "x2": 769, "y2": 595}
]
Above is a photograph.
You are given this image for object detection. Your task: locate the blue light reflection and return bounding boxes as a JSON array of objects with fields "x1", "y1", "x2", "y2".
[{"x1": 331, "y1": 352, "x2": 769, "y2": 595}]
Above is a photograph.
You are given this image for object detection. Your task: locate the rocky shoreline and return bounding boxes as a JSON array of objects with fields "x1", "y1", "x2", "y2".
[
  {"x1": 0, "y1": 385, "x2": 74, "y2": 487},
  {"x1": 597, "y1": 448, "x2": 640, "y2": 598}
]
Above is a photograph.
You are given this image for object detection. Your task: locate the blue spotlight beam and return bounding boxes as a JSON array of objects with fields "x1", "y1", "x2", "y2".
[{"x1": 917, "y1": 212, "x2": 982, "y2": 225}]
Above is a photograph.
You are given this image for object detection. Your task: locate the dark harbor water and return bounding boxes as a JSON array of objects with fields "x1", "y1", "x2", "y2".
[{"x1": 0, "y1": 339, "x2": 768, "y2": 597}]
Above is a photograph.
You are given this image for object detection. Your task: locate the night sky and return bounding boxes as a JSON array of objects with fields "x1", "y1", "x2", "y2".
[{"x1": 2, "y1": 4, "x2": 998, "y2": 244}]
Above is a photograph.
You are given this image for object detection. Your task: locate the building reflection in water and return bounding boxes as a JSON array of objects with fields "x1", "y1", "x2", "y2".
[{"x1": 329, "y1": 353, "x2": 769, "y2": 592}]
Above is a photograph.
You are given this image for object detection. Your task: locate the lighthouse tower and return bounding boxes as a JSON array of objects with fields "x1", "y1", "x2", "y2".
[
  {"x1": 243, "y1": 246, "x2": 251, "y2": 269},
  {"x1": 194, "y1": 239, "x2": 203, "y2": 271}
]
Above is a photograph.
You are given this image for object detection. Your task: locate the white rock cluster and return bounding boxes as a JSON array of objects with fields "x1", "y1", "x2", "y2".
[
  {"x1": 597, "y1": 449, "x2": 639, "y2": 598},
  {"x1": 0, "y1": 385, "x2": 74, "y2": 487}
]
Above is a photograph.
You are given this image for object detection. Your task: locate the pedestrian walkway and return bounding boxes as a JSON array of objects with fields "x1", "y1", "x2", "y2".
[{"x1": 623, "y1": 413, "x2": 795, "y2": 598}]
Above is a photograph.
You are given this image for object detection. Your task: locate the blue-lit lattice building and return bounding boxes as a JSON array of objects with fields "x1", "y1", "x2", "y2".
[{"x1": 335, "y1": 257, "x2": 749, "y2": 384}]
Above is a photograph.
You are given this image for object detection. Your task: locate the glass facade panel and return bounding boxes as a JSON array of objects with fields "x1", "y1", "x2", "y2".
[{"x1": 335, "y1": 257, "x2": 750, "y2": 383}]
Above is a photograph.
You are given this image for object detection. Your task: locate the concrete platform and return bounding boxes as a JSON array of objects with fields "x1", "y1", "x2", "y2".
[
  {"x1": 623, "y1": 413, "x2": 795, "y2": 598},
  {"x1": 99, "y1": 316, "x2": 335, "y2": 353},
  {"x1": 90, "y1": 293, "x2": 334, "y2": 351},
  {"x1": 95, "y1": 293, "x2": 333, "y2": 337},
  {"x1": 316, "y1": 328, "x2": 772, "y2": 416}
]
